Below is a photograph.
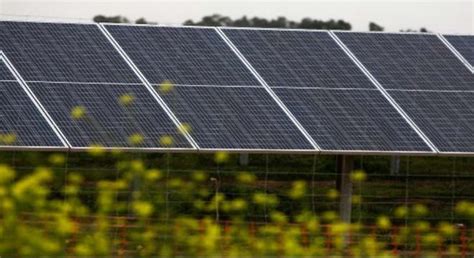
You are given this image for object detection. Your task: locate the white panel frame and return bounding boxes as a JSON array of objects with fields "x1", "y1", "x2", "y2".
[{"x1": 0, "y1": 52, "x2": 70, "y2": 150}]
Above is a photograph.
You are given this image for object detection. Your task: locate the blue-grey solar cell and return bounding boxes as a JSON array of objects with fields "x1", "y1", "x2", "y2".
[
  {"x1": 0, "y1": 62, "x2": 64, "y2": 147},
  {"x1": 389, "y1": 90, "x2": 474, "y2": 153},
  {"x1": 221, "y1": 29, "x2": 375, "y2": 89},
  {"x1": 0, "y1": 61, "x2": 16, "y2": 81},
  {"x1": 104, "y1": 25, "x2": 260, "y2": 86},
  {"x1": 444, "y1": 35, "x2": 474, "y2": 67},
  {"x1": 0, "y1": 21, "x2": 141, "y2": 83},
  {"x1": 335, "y1": 32, "x2": 473, "y2": 91},
  {"x1": 274, "y1": 88, "x2": 431, "y2": 152},
  {"x1": 28, "y1": 82, "x2": 191, "y2": 148},
  {"x1": 159, "y1": 86, "x2": 314, "y2": 150}
]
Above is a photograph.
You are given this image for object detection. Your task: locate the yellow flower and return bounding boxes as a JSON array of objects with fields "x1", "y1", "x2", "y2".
[
  {"x1": 329, "y1": 222, "x2": 350, "y2": 235},
  {"x1": 236, "y1": 171, "x2": 256, "y2": 184},
  {"x1": 214, "y1": 151, "x2": 229, "y2": 164},
  {"x1": 288, "y1": 180, "x2": 306, "y2": 199},
  {"x1": 133, "y1": 201, "x2": 154, "y2": 217},
  {"x1": 177, "y1": 123, "x2": 191, "y2": 135},
  {"x1": 130, "y1": 160, "x2": 145, "y2": 172},
  {"x1": 351, "y1": 170, "x2": 367, "y2": 182},
  {"x1": 158, "y1": 80, "x2": 174, "y2": 93},
  {"x1": 159, "y1": 135, "x2": 174, "y2": 147},
  {"x1": 0, "y1": 164, "x2": 15, "y2": 184},
  {"x1": 394, "y1": 205, "x2": 409, "y2": 218},
  {"x1": 455, "y1": 201, "x2": 471, "y2": 215},
  {"x1": 48, "y1": 153, "x2": 66, "y2": 165},
  {"x1": 0, "y1": 132, "x2": 17, "y2": 144},
  {"x1": 351, "y1": 195, "x2": 362, "y2": 204},
  {"x1": 252, "y1": 193, "x2": 279, "y2": 207},
  {"x1": 71, "y1": 106, "x2": 86, "y2": 120},
  {"x1": 326, "y1": 189, "x2": 339, "y2": 200},
  {"x1": 128, "y1": 133, "x2": 144, "y2": 146},
  {"x1": 412, "y1": 203, "x2": 428, "y2": 217},
  {"x1": 192, "y1": 170, "x2": 207, "y2": 182},
  {"x1": 414, "y1": 221, "x2": 430, "y2": 232},
  {"x1": 230, "y1": 198, "x2": 247, "y2": 211},
  {"x1": 422, "y1": 233, "x2": 441, "y2": 246},
  {"x1": 438, "y1": 222, "x2": 457, "y2": 236},
  {"x1": 145, "y1": 169, "x2": 162, "y2": 181},
  {"x1": 119, "y1": 93, "x2": 134, "y2": 106},
  {"x1": 88, "y1": 144, "x2": 105, "y2": 156},
  {"x1": 322, "y1": 211, "x2": 338, "y2": 222},
  {"x1": 270, "y1": 211, "x2": 287, "y2": 224},
  {"x1": 376, "y1": 215, "x2": 392, "y2": 230}
]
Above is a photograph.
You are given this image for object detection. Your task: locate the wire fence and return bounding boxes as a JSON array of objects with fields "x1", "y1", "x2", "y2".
[{"x1": 1, "y1": 151, "x2": 474, "y2": 256}]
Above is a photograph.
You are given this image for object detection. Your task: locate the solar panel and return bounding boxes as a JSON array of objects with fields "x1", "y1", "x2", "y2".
[
  {"x1": 0, "y1": 21, "x2": 194, "y2": 149},
  {"x1": 222, "y1": 29, "x2": 375, "y2": 89},
  {"x1": 105, "y1": 24, "x2": 260, "y2": 86},
  {"x1": 335, "y1": 32, "x2": 474, "y2": 153},
  {"x1": 161, "y1": 86, "x2": 314, "y2": 150},
  {"x1": 0, "y1": 60, "x2": 64, "y2": 148},
  {"x1": 221, "y1": 28, "x2": 432, "y2": 152},
  {"x1": 443, "y1": 35, "x2": 474, "y2": 67},
  {"x1": 104, "y1": 24, "x2": 314, "y2": 150},
  {"x1": 28, "y1": 82, "x2": 191, "y2": 148},
  {"x1": 273, "y1": 88, "x2": 431, "y2": 152},
  {"x1": 0, "y1": 21, "x2": 141, "y2": 83},
  {"x1": 335, "y1": 32, "x2": 473, "y2": 91},
  {"x1": 390, "y1": 91, "x2": 474, "y2": 153}
]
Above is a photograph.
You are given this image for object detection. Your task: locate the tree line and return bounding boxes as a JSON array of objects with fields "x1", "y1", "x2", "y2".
[{"x1": 93, "y1": 14, "x2": 428, "y2": 32}]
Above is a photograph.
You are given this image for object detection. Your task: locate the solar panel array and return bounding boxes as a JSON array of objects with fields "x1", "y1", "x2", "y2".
[
  {"x1": 443, "y1": 35, "x2": 474, "y2": 67},
  {"x1": 0, "y1": 20, "x2": 473, "y2": 155}
]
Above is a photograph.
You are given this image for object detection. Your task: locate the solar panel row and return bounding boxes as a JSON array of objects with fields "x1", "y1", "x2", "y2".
[{"x1": 0, "y1": 20, "x2": 472, "y2": 155}]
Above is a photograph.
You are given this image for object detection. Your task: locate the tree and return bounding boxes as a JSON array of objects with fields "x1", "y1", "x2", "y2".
[
  {"x1": 92, "y1": 14, "x2": 355, "y2": 31},
  {"x1": 185, "y1": 15, "x2": 352, "y2": 30},
  {"x1": 93, "y1": 15, "x2": 130, "y2": 23},
  {"x1": 369, "y1": 22, "x2": 384, "y2": 31},
  {"x1": 400, "y1": 27, "x2": 430, "y2": 33},
  {"x1": 135, "y1": 18, "x2": 148, "y2": 24},
  {"x1": 184, "y1": 14, "x2": 233, "y2": 26}
]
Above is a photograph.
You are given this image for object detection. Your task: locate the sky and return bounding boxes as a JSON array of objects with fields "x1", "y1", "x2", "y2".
[{"x1": 1, "y1": 0, "x2": 472, "y2": 34}]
